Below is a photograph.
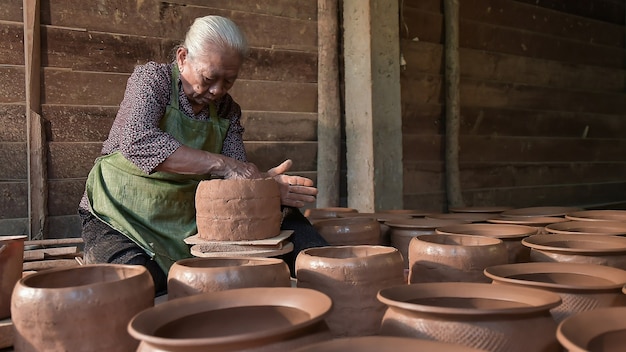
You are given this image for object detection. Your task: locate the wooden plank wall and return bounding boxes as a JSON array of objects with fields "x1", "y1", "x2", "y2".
[
  {"x1": 0, "y1": 0, "x2": 318, "y2": 237},
  {"x1": 400, "y1": 0, "x2": 626, "y2": 211}
]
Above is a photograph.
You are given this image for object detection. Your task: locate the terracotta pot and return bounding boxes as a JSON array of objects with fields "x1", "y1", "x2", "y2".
[
  {"x1": 128, "y1": 287, "x2": 332, "y2": 352},
  {"x1": 167, "y1": 257, "x2": 291, "y2": 300},
  {"x1": 295, "y1": 246, "x2": 405, "y2": 337},
  {"x1": 557, "y1": 306, "x2": 626, "y2": 352},
  {"x1": 0, "y1": 235, "x2": 26, "y2": 319},
  {"x1": 294, "y1": 336, "x2": 484, "y2": 352},
  {"x1": 385, "y1": 218, "x2": 471, "y2": 269},
  {"x1": 488, "y1": 216, "x2": 571, "y2": 235},
  {"x1": 313, "y1": 217, "x2": 380, "y2": 246},
  {"x1": 378, "y1": 282, "x2": 562, "y2": 352},
  {"x1": 565, "y1": 209, "x2": 626, "y2": 222},
  {"x1": 337, "y1": 212, "x2": 411, "y2": 246},
  {"x1": 425, "y1": 212, "x2": 495, "y2": 223},
  {"x1": 378, "y1": 209, "x2": 430, "y2": 217},
  {"x1": 11, "y1": 264, "x2": 154, "y2": 351},
  {"x1": 485, "y1": 262, "x2": 626, "y2": 323},
  {"x1": 408, "y1": 234, "x2": 508, "y2": 283},
  {"x1": 436, "y1": 223, "x2": 538, "y2": 263},
  {"x1": 500, "y1": 206, "x2": 583, "y2": 218},
  {"x1": 449, "y1": 206, "x2": 513, "y2": 213},
  {"x1": 545, "y1": 220, "x2": 626, "y2": 236},
  {"x1": 523, "y1": 234, "x2": 626, "y2": 270},
  {"x1": 304, "y1": 207, "x2": 358, "y2": 221}
]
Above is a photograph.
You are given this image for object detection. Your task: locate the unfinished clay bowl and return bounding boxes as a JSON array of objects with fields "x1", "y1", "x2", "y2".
[
  {"x1": 295, "y1": 245, "x2": 405, "y2": 337},
  {"x1": 425, "y1": 212, "x2": 495, "y2": 223},
  {"x1": 449, "y1": 206, "x2": 513, "y2": 214},
  {"x1": 545, "y1": 220, "x2": 626, "y2": 236},
  {"x1": 12, "y1": 264, "x2": 154, "y2": 351},
  {"x1": 501, "y1": 206, "x2": 583, "y2": 218},
  {"x1": 488, "y1": 216, "x2": 571, "y2": 234},
  {"x1": 128, "y1": 287, "x2": 332, "y2": 352},
  {"x1": 408, "y1": 233, "x2": 508, "y2": 283},
  {"x1": 293, "y1": 336, "x2": 484, "y2": 352},
  {"x1": 312, "y1": 217, "x2": 380, "y2": 246},
  {"x1": 377, "y1": 282, "x2": 562, "y2": 352},
  {"x1": 385, "y1": 218, "x2": 471, "y2": 268},
  {"x1": 557, "y1": 306, "x2": 626, "y2": 352},
  {"x1": 565, "y1": 210, "x2": 626, "y2": 222},
  {"x1": 522, "y1": 234, "x2": 626, "y2": 270},
  {"x1": 485, "y1": 262, "x2": 626, "y2": 323},
  {"x1": 337, "y1": 212, "x2": 411, "y2": 245},
  {"x1": 0, "y1": 235, "x2": 26, "y2": 319},
  {"x1": 436, "y1": 223, "x2": 538, "y2": 263},
  {"x1": 167, "y1": 257, "x2": 291, "y2": 300}
]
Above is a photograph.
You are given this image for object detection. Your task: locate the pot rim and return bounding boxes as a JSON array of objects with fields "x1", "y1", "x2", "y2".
[
  {"x1": 565, "y1": 210, "x2": 626, "y2": 222},
  {"x1": 414, "y1": 233, "x2": 504, "y2": 246},
  {"x1": 128, "y1": 287, "x2": 331, "y2": 347},
  {"x1": 377, "y1": 282, "x2": 561, "y2": 316},
  {"x1": 448, "y1": 206, "x2": 514, "y2": 213},
  {"x1": 545, "y1": 220, "x2": 626, "y2": 236},
  {"x1": 436, "y1": 223, "x2": 538, "y2": 239},
  {"x1": 487, "y1": 216, "x2": 569, "y2": 226},
  {"x1": 0, "y1": 235, "x2": 28, "y2": 242},
  {"x1": 500, "y1": 206, "x2": 583, "y2": 218},
  {"x1": 484, "y1": 262, "x2": 626, "y2": 291},
  {"x1": 298, "y1": 245, "x2": 400, "y2": 261},
  {"x1": 16, "y1": 264, "x2": 149, "y2": 291},
  {"x1": 172, "y1": 256, "x2": 286, "y2": 269},
  {"x1": 522, "y1": 234, "x2": 626, "y2": 253},
  {"x1": 384, "y1": 218, "x2": 471, "y2": 229},
  {"x1": 293, "y1": 335, "x2": 484, "y2": 352},
  {"x1": 557, "y1": 306, "x2": 626, "y2": 352}
]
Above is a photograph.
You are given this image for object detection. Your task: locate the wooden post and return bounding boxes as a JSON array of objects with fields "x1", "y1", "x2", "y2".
[
  {"x1": 23, "y1": 0, "x2": 47, "y2": 240},
  {"x1": 316, "y1": 0, "x2": 342, "y2": 207},
  {"x1": 443, "y1": 0, "x2": 464, "y2": 209}
]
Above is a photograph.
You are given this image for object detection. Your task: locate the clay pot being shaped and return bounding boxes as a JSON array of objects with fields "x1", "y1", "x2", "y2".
[
  {"x1": 425, "y1": 212, "x2": 495, "y2": 223},
  {"x1": 128, "y1": 287, "x2": 332, "y2": 352},
  {"x1": 565, "y1": 209, "x2": 626, "y2": 222},
  {"x1": 485, "y1": 262, "x2": 626, "y2": 323},
  {"x1": 377, "y1": 282, "x2": 562, "y2": 352},
  {"x1": 385, "y1": 218, "x2": 471, "y2": 269},
  {"x1": 449, "y1": 206, "x2": 513, "y2": 214},
  {"x1": 11, "y1": 264, "x2": 154, "y2": 351},
  {"x1": 408, "y1": 233, "x2": 509, "y2": 283},
  {"x1": 522, "y1": 234, "x2": 626, "y2": 270},
  {"x1": 436, "y1": 223, "x2": 538, "y2": 263},
  {"x1": 545, "y1": 220, "x2": 626, "y2": 236},
  {"x1": 167, "y1": 257, "x2": 291, "y2": 300},
  {"x1": 500, "y1": 206, "x2": 583, "y2": 218},
  {"x1": 293, "y1": 336, "x2": 484, "y2": 352},
  {"x1": 488, "y1": 216, "x2": 570, "y2": 235},
  {"x1": 312, "y1": 217, "x2": 380, "y2": 246},
  {"x1": 295, "y1": 245, "x2": 405, "y2": 337},
  {"x1": 337, "y1": 212, "x2": 411, "y2": 246},
  {"x1": 0, "y1": 235, "x2": 26, "y2": 319},
  {"x1": 557, "y1": 306, "x2": 626, "y2": 352}
]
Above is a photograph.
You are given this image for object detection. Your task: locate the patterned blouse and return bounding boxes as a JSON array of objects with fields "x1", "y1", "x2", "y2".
[{"x1": 79, "y1": 61, "x2": 247, "y2": 211}]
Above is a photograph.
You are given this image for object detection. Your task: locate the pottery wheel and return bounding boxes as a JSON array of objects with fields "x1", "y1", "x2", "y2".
[{"x1": 190, "y1": 241, "x2": 293, "y2": 258}]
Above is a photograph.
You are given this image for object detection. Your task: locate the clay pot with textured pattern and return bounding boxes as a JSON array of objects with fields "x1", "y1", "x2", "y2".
[
  {"x1": 557, "y1": 306, "x2": 626, "y2": 352},
  {"x1": 0, "y1": 235, "x2": 25, "y2": 319},
  {"x1": 294, "y1": 336, "x2": 484, "y2": 352}
]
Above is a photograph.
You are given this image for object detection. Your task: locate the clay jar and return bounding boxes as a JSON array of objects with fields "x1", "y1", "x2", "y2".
[
  {"x1": 11, "y1": 264, "x2": 154, "y2": 351},
  {"x1": 485, "y1": 262, "x2": 626, "y2": 323},
  {"x1": 337, "y1": 212, "x2": 411, "y2": 246},
  {"x1": 522, "y1": 234, "x2": 626, "y2": 270},
  {"x1": 385, "y1": 218, "x2": 471, "y2": 268},
  {"x1": 0, "y1": 235, "x2": 26, "y2": 319},
  {"x1": 557, "y1": 306, "x2": 626, "y2": 352},
  {"x1": 128, "y1": 287, "x2": 332, "y2": 352},
  {"x1": 295, "y1": 245, "x2": 405, "y2": 337},
  {"x1": 312, "y1": 217, "x2": 380, "y2": 246},
  {"x1": 500, "y1": 206, "x2": 583, "y2": 218},
  {"x1": 304, "y1": 207, "x2": 358, "y2": 224},
  {"x1": 435, "y1": 223, "x2": 538, "y2": 263},
  {"x1": 408, "y1": 233, "x2": 508, "y2": 283},
  {"x1": 545, "y1": 220, "x2": 626, "y2": 236},
  {"x1": 293, "y1": 336, "x2": 484, "y2": 352},
  {"x1": 377, "y1": 282, "x2": 562, "y2": 352},
  {"x1": 426, "y1": 212, "x2": 495, "y2": 223},
  {"x1": 167, "y1": 257, "x2": 291, "y2": 300},
  {"x1": 488, "y1": 216, "x2": 570, "y2": 235}
]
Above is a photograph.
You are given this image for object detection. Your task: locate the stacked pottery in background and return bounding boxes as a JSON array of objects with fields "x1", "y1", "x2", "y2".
[
  {"x1": 167, "y1": 257, "x2": 291, "y2": 300},
  {"x1": 0, "y1": 235, "x2": 26, "y2": 320},
  {"x1": 295, "y1": 245, "x2": 405, "y2": 337}
]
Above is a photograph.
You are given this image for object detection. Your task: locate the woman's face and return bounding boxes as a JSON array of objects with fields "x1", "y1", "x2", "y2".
[{"x1": 176, "y1": 45, "x2": 242, "y2": 110}]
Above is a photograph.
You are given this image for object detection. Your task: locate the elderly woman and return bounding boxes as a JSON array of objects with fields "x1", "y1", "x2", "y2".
[{"x1": 78, "y1": 15, "x2": 327, "y2": 295}]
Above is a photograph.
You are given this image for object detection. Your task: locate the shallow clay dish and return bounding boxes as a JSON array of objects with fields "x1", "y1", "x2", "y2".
[
  {"x1": 557, "y1": 307, "x2": 626, "y2": 352},
  {"x1": 501, "y1": 206, "x2": 582, "y2": 218},
  {"x1": 545, "y1": 220, "x2": 626, "y2": 236},
  {"x1": 565, "y1": 210, "x2": 626, "y2": 222},
  {"x1": 449, "y1": 206, "x2": 513, "y2": 213},
  {"x1": 293, "y1": 336, "x2": 484, "y2": 352}
]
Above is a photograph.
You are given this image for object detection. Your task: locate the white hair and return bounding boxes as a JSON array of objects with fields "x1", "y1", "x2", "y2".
[{"x1": 183, "y1": 16, "x2": 248, "y2": 60}]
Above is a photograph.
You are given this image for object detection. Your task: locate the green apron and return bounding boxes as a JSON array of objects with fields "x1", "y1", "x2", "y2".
[{"x1": 86, "y1": 64, "x2": 230, "y2": 272}]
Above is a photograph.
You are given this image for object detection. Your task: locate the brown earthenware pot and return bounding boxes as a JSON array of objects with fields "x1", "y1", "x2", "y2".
[
  {"x1": 293, "y1": 336, "x2": 485, "y2": 352},
  {"x1": 313, "y1": 217, "x2": 380, "y2": 246},
  {"x1": 522, "y1": 234, "x2": 626, "y2": 270},
  {"x1": 485, "y1": 262, "x2": 626, "y2": 323},
  {"x1": 337, "y1": 212, "x2": 411, "y2": 246},
  {"x1": 385, "y1": 218, "x2": 471, "y2": 269},
  {"x1": 167, "y1": 257, "x2": 291, "y2": 300},
  {"x1": 565, "y1": 209, "x2": 626, "y2": 222},
  {"x1": 425, "y1": 212, "x2": 495, "y2": 223},
  {"x1": 501, "y1": 206, "x2": 583, "y2": 218},
  {"x1": 557, "y1": 306, "x2": 626, "y2": 352},
  {"x1": 12, "y1": 264, "x2": 154, "y2": 351},
  {"x1": 487, "y1": 216, "x2": 570, "y2": 235},
  {"x1": 408, "y1": 233, "x2": 509, "y2": 283},
  {"x1": 128, "y1": 287, "x2": 332, "y2": 352},
  {"x1": 436, "y1": 223, "x2": 538, "y2": 263},
  {"x1": 378, "y1": 209, "x2": 430, "y2": 217},
  {"x1": 377, "y1": 282, "x2": 562, "y2": 352},
  {"x1": 304, "y1": 207, "x2": 358, "y2": 221},
  {"x1": 295, "y1": 246, "x2": 405, "y2": 337},
  {"x1": 0, "y1": 235, "x2": 26, "y2": 319},
  {"x1": 545, "y1": 220, "x2": 626, "y2": 236}
]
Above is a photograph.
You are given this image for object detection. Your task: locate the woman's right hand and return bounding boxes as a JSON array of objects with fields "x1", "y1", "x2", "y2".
[{"x1": 213, "y1": 155, "x2": 264, "y2": 179}]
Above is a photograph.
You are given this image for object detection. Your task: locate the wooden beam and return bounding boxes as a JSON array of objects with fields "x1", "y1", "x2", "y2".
[
  {"x1": 23, "y1": 0, "x2": 48, "y2": 240},
  {"x1": 316, "y1": 0, "x2": 341, "y2": 207}
]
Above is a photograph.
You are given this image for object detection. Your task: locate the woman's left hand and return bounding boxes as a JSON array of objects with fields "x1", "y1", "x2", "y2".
[{"x1": 266, "y1": 159, "x2": 318, "y2": 208}]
